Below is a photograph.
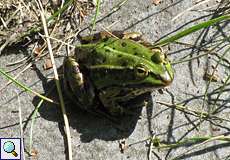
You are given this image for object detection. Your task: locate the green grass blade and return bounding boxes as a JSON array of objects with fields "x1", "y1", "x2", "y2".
[
  {"x1": 47, "y1": 0, "x2": 74, "y2": 23},
  {"x1": 29, "y1": 99, "x2": 43, "y2": 154},
  {"x1": 154, "y1": 14, "x2": 230, "y2": 47},
  {"x1": 0, "y1": 68, "x2": 54, "y2": 103},
  {"x1": 29, "y1": 84, "x2": 55, "y2": 154},
  {"x1": 91, "y1": 0, "x2": 101, "y2": 32}
]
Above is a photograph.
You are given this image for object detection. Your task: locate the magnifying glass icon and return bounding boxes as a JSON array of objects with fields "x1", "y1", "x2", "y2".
[{"x1": 3, "y1": 141, "x2": 18, "y2": 157}]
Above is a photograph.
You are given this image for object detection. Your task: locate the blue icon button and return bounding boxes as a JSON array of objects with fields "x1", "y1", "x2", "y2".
[{"x1": 3, "y1": 141, "x2": 18, "y2": 157}]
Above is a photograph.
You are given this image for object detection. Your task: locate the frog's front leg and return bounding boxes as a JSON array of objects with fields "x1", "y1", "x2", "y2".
[
  {"x1": 98, "y1": 88, "x2": 124, "y2": 116},
  {"x1": 63, "y1": 57, "x2": 95, "y2": 110},
  {"x1": 99, "y1": 87, "x2": 137, "y2": 116}
]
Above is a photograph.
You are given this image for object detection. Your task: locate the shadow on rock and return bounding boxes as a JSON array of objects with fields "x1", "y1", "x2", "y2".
[{"x1": 32, "y1": 67, "x2": 148, "y2": 142}]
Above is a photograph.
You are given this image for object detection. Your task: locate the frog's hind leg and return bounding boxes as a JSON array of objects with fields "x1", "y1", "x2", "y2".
[
  {"x1": 114, "y1": 31, "x2": 161, "y2": 51},
  {"x1": 79, "y1": 31, "x2": 143, "y2": 44},
  {"x1": 98, "y1": 88, "x2": 140, "y2": 116},
  {"x1": 63, "y1": 57, "x2": 95, "y2": 110},
  {"x1": 79, "y1": 30, "x2": 159, "y2": 49}
]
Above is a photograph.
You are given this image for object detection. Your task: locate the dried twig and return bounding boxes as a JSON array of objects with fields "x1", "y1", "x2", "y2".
[{"x1": 37, "y1": 1, "x2": 73, "y2": 160}]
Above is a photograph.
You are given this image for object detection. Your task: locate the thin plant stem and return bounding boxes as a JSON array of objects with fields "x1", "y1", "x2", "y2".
[
  {"x1": 0, "y1": 68, "x2": 54, "y2": 103},
  {"x1": 91, "y1": 0, "x2": 100, "y2": 32},
  {"x1": 38, "y1": 1, "x2": 72, "y2": 159}
]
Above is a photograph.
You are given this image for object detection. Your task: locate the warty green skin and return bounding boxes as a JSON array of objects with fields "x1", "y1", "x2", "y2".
[{"x1": 64, "y1": 36, "x2": 174, "y2": 116}]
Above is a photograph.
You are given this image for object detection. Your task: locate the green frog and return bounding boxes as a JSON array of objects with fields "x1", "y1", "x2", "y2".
[{"x1": 63, "y1": 31, "x2": 174, "y2": 116}]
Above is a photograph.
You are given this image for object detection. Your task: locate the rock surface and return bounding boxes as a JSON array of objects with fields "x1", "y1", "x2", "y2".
[{"x1": 0, "y1": 0, "x2": 230, "y2": 160}]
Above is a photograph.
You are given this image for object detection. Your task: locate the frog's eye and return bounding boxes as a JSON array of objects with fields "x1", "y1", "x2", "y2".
[
  {"x1": 135, "y1": 64, "x2": 149, "y2": 78},
  {"x1": 151, "y1": 49, "x2": 165, "y2": 64}
]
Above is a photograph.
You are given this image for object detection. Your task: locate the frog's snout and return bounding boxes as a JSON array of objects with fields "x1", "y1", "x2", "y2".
[{"x1": 160, "y1": 70, "x2": 174, "y2": 86}]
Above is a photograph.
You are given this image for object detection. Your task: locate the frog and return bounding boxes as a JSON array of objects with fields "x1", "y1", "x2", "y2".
[{"x1": 63, "y1": 31, "x2": 174, "y2": 117}]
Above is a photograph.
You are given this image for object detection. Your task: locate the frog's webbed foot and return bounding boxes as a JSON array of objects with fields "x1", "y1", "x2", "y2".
[
  {"x1": 63, "y1": 57, "x2": 95, "y2": 110},
  {"x1": 102, "y1": 102, "x2": 131, "y2": 116},
  {"x1": 107, "y1": 102, "x2": 125, "y2": 116},
  {"x1": 107, "y1": 102, "x2": 141, "y2": 116}
]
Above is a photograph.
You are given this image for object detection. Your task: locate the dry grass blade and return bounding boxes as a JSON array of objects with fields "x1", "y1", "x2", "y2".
[
  {"x1": 17, "y1": 92, "x2": 26, "y2": 160},
  {"x1": 171, "y1": 134, "x2": 230, "y2": 160},
  {"x1": 0, "y1": 33, "x2": 18, "y2": 54},
  {"x1": 172, "y1": 0, "x2": 212, "y2": 21},
  {"x1": 37, "y1": 1, "x2": 73, "y2": 160},
  {"x1": 156, "y1": 101, "x2": 230, "y2": 123},
  {"x1": 148, "y1": 135, "x2": 154, "y2": 160},
  {"x1": 112, "y1": 0, "x2": 129, "y2": 12}
]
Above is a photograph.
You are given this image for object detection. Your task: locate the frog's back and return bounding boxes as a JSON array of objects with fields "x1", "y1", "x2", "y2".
[{"x1": 76, "y1": 37, "x2": 154, "y2": 68}]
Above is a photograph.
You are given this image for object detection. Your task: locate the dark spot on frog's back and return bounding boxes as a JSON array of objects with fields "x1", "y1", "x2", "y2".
[
  {"x1": 89, "y1": 51, "x2": 107, "y2": 65},
  {"x1": 121, "y1": 42, "x2": 127, "y2": 47},
  {"x1": 105, "y1": 49, "x2": 110, "y2": 52}
]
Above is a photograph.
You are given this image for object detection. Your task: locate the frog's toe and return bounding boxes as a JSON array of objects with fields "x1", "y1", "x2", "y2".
[{"x1": 107, "y1": 105, "x2": 138, "y2": 116}]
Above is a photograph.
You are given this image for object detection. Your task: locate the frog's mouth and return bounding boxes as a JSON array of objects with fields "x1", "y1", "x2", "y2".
[
  {"x1": 112, "y1": 84, "x2": 165, "y2": 94},
  {"x1": 124, "y1": 84, "x2": 167, "y2": 91},
  {"x1": 100, "y1": 85, "x2": 154, "y2": 99}
]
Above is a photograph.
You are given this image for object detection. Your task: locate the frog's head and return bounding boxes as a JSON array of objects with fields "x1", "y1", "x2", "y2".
[
  {"x1": 134, "y1": 48, "x2": 174, "y2": 88},
  {"x1": 90, "y1": 40, "x2": 174, "y2": 91}
]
